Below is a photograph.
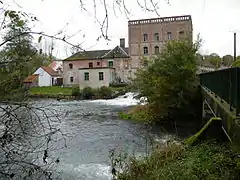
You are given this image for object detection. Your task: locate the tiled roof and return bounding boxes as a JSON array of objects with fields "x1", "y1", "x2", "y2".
[
  {"x1": 49, "y1": 61, "x2": 57, "y2": 69},
  {"x1": 23, "y1": 74, "x2": 38, "y2": 83},
  {"x1": 64, "y1": 46, "x2": 130, "y2": 61},
  {"x1": 41, "y1": 66, "x2": 59, "y2": 76}
]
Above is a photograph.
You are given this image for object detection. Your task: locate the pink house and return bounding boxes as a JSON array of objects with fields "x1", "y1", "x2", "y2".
[{"x1": 63, "y1": 39, "x2": 132, "y2": 88}]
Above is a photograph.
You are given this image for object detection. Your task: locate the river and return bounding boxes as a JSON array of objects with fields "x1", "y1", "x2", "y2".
[{"x1": 32, "y1": 93, "x2": 170, "y2": 180}]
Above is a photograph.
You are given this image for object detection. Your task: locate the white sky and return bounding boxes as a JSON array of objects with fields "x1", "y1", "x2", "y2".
[{"x1": 4, "y1": 0, "x2": 240, "y2": 59}]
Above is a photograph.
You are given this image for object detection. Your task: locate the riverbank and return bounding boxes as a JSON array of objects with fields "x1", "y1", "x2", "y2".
[
  {"x1": 118, "y1": 105, "x2": 202, "y2": 138},
  {"x1": 28, "y1": 86, "x2": 128, "y2": 100},
  {"x1": 116, "y1": 104, "x2": 240, "y2": 179},
  {"x1": 113, "y1": 140, "x2": 240, "y2": 179}
]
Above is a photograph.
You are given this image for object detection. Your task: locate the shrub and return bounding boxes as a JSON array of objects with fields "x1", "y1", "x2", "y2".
[
  {"x1": 82, "y1": 87, "x2": 94, "y2": 99},
  {"x1": 71, "y1": 86, "x2": 80, "y2": 97},
  {"x1": 132, "y1": 39, "x2": 201, "y2": 123},
  {"x1": 110, "y1": 82, "x2": 128, "y2": 88},
  {"x1": 111, "y1": 141, "x2": 240, "y2": 180},
  {"x1": 97, "y1": 86, "x2": 113, "y2": 99}
]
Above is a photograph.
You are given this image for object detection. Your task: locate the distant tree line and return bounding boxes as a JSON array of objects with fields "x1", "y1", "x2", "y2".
[{"x1": 196, "y1": 53, "x2": 240, "y2": 68}]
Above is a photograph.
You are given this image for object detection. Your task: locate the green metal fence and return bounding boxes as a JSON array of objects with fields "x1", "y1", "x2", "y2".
[{"x1": 199, "y1": 67, "x2": 240, "y2": 116}]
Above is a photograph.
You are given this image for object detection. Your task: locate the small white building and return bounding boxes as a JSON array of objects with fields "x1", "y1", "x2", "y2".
[{"x1": 33, "y1": 66, "x2": 61, "y2": 87}]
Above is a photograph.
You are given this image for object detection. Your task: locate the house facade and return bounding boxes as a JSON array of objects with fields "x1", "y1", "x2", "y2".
[
  {"x1": 62, "y1": 15, "x2": 193, "y2": 88},
  {"x1": 78, "y1": 67, "x2": 115, "y2": 89},
  {"x1": 33, "y1": 66, "x2": 61, "y2": 87},
  {"x1": 63, "y1": 40, "x2": 131, "y2": 88}
]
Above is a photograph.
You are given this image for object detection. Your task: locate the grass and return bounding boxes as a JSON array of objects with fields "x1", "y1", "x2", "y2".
[
  {"x1": 29, "y1": 86, "x2": 128, "y2": 98},
  {"x1": 113, "y1": 141, "x2": 240, "y2": 180},
  {"x1": 29, "y1": 86, "x2": 73, "y2": 96},
  {"x1": 118, "y1": 105, "x2": 151, "y2": 123}
]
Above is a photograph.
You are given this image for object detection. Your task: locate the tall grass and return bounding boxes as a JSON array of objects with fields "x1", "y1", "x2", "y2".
[{"x1": 110, "y1": 140, "x2": 240, "y2": 180}]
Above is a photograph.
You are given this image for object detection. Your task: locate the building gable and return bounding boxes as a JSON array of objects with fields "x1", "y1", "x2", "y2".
[{"x1": 64, "y1": 46, "x2": 129, "y2": 61}]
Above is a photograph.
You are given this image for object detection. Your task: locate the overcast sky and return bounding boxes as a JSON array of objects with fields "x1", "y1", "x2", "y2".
[{"x1": 5, "y1": 0, "x2": 240, "y2": 59}]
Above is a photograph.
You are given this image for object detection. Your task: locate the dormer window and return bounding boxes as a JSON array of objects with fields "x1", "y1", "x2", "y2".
[
  {"x1": 89, "y1": 62, "x2": 93, "y2": 68},
  {"x1": 108, "y1": 61, "x2": 113, "y2": 67}
]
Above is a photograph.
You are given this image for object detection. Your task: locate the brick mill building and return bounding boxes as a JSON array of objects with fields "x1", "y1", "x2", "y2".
[
  {"x1": 62, "y1": 15, "x2": 193, "y2": 88},
  {"x1": 128, "y1": 15, "x2": 193, "y2": 76}
]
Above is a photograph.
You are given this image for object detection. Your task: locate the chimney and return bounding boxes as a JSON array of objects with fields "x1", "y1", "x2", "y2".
[{"x1": 120, "y1": 38, "x2": 125, "y2": 49}]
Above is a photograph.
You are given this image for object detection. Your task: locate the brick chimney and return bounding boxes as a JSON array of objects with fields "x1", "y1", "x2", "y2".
[{"x1": 120, "y1": 38, "x2": 125, "y2": 49}]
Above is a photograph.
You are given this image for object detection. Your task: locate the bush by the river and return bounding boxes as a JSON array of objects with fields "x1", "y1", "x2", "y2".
[
  {"x1": 131, "y1": 39, "x2": 202, "y2": 124},
  {"x1": 71, "y1": 86, "x2": 81, "y2": 97},
  {"x1": 111, "y1": 141, "x2": 240, "y2": 180}
]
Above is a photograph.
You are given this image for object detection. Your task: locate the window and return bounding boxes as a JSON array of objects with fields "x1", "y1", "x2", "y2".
[
  {"x1": 143, "y1": 47, "x2": 148, "y2": 55},
  {"x1": 99, "y1": 72, "x2": 104, "y2": 81},
  {"x1": 69, "y1": 63, "x2": 73, "y2": 69},
  {"x1": 143, "y1": 33, "x2": 148, "y2": 41},
  {"x1": 179, "y1": 31, "x2": 184, "y2": 39},
  {"x1": 154, "y1": 33, "x2": 159, "y2": 41},
  {"x1": 154, "y1": 46, "x2": 159, "y2": 54},
  {"x1": 167, "y1": 32, "x2": 172, "y2": 40},
  {"x1": 84, "y1": 72, "x2": 89, "y2": 81},
  {"x1": 97, "y1": 61, "x2": 100, "y2": 66},
  {"x1": 124, "y1": 60, "x2": 128, "y2": 69},
  {"x1": 70, "y1": 76, "x2": 74, "y2": 83},
  {"x1": 108, "y1": 61, "x2": 113, "y2": 67},
  {"x1": 89, "y1": 62, "x2": 93, "y2": 68}
]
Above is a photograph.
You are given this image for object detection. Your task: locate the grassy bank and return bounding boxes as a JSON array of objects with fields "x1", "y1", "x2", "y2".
[
  {"x1": 29, "y1": 86, "x2": 73, "y2": 96},
  {"x1": 29, "y1": 86, "x2": 128, "y2": 99},
  {"x1": 112, "y1": 140, "x2": 240, "y2": 180},
  {"x1": 118, "y1": 105, "x2": 150, "y2": 123}
]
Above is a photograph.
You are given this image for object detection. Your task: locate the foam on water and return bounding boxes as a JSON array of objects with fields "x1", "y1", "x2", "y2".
[
  {"x1": 90, "y1": 92, "x2": 147, "y2": 106},
  {"x1": 60, "y1": 163, "x2": 112, "y2": 180}
]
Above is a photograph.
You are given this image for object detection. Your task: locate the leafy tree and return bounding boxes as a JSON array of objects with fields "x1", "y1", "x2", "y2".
[
  {"x1": 231, "y1": 56, "x2": 240, "y2": 67},
  {"x1": 0, "y1": 10, "x2": 63, "y2": 180},
  {"x1": 222, "y1": 54, "x2": 233, "y2": 66},
  {"x1": 0, "y1": 18, "x2": 37, "y2": 101},
  {"x1": 133, "y1": 40, "x2": 200, "y2": 123},
  {"x1": 204, "y1": 53, "x2": 222, "y2": 68}
]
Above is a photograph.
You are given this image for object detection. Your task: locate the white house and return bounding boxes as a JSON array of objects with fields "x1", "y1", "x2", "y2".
[{"x1": 33, "y1": 66, "x2": 61, "y2": 87}]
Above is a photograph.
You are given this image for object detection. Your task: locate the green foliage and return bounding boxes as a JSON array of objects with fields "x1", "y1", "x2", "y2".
[
  {"x1": 96, "y1": 86, "x2": 113, "y2": 99},
  {"x1": 184, "y1": 117, "x2": 222, "y2": 145},
  {"x1": 118, "y1": 112, "x2": 132, "y2": 120},
  {"x1": 132, "y1": 40, "x2": 200, "y2": 123},
  {"x1": 0, "y1": 18, "x2": 55, "y2": 100},
  {"x1": 29, "y1": 86, "x2": 73, "y2": 96},
  {"x1": 110, "y1": 83, "x2": 128, "y2": 88},
  {"x1": 231, "y1": 56, "x2": 240, "y2": 67},
  {"x1": 82, "y1": 87, "x2": 94, "y2": 99},
  {"x1": 112, "y1": 141, "x2": 240, "y2": 180},
  {"x1": 222, "y1": 54, "x2": 234, "y2": 66},
  {"x1": 71, "y1": 86, "x2": 80, "y2": 97},
  {"x1": 204, "y1": 53, "x2": 222, "y2": 68},
  {"x1": 118, "y1": 105, "x2": 152, "y2": 123}
]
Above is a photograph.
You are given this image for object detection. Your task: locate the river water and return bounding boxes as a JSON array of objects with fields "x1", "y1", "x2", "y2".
[{"x1": 34, "y1": 93, "x2": 170, "y2": 180}]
